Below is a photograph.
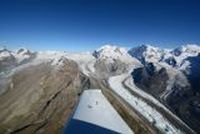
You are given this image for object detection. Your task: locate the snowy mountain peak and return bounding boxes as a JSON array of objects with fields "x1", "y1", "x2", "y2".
[
  {"x1": 0, "y1": 47, "x2": 9, "y2": 52},
  {"x1": 93, "y1": 45, "x2": 128, "y2": 59},
  {"x1": 128, "y1": 44, "x2": 165, "y2": 64},
  {"x1": 0, "y1": 48, "x2": 14, "y2": 61},
  {"x1": 16, "y1": 48, "x2": 32, "y2": 56},
  {"x1": 171, "y1": 44, "x2": 200, "y2": 56},
  {"x1": 182, "y1": 44, "x2": 200, "y2": 51},
  {"x1": 128, "y1": 44, "x2": 200, "y2": 70},
  {"x1": 0, "y1": 47, "x2": 34, "y2": 66}
]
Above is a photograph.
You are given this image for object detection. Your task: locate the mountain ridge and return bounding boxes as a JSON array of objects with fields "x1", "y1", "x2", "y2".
[{"x1": 0, "y1": 44, "x2": 200, "y2": 133}]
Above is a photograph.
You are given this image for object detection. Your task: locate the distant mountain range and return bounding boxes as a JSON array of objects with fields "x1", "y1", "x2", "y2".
[{"x1": 0, "y1": 44, "x2": 199, "y2": 134}]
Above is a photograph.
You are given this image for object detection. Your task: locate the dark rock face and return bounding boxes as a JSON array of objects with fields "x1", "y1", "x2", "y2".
[
  {"x1": 178, "y1": 54, "x2": 200, "y2": 132},
  {"x1": 164, "y1": 57, "x2": 177, "y2": 67},
  {"x1": 92, "y1": 50, "x2": 99, "y2": 59},
  {"x1": 171, "y1": 47, "x2": 182, "y2": 56},
  {"x1": 145, "y1": 63, "x2": 156, "y2": 76},
  {"x1": 16, "y1": 48, "x2": 31, "y2": 55},
  {"x1": 131, "y1": 56, "x2": 200, "y2": 133},
  {"x1": 128, "y1": 45, "x2": 147, "y2": 64},
  {"x1": 131, "y1": 63, "x2": 169, "y2": 97},
  {"x1": 184, "y1": 54, "x2": 200, "y2": 92}
]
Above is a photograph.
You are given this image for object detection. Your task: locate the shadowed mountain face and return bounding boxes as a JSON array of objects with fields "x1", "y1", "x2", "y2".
[
  {"x1": 181, "y1": 54, "x2": 200, "y2": 131},
  {"x1": 131, "y1": 63, "x2": 169, "y2": 96},
  {"x1": 130, "y1": 47, "x2": 200, "y2": 133},
  {"x1": 185, "y1": 54, "x2": 200, "y2": 92},
  {"x1": 132, "y1": 63, "x2": 200, "y2": 132}
]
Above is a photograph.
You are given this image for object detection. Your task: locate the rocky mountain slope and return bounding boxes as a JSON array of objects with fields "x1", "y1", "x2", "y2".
[{"x1": 0, "y1": 49, "x2": 89, "y2": 134}]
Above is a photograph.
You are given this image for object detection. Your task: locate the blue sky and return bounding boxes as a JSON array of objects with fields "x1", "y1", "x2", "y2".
[{"x1": 0, "y1": 0, "x2": 200, "y2": 51}]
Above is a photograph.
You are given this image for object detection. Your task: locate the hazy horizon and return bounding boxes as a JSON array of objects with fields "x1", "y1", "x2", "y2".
[{"x1": 1, "y1": 43, "x2": 200, "y2": 53}]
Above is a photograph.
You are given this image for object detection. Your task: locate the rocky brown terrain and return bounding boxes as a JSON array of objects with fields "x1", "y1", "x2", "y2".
[{"x1": 0, "y1": 58, "x2": 89, "y2": 134}]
